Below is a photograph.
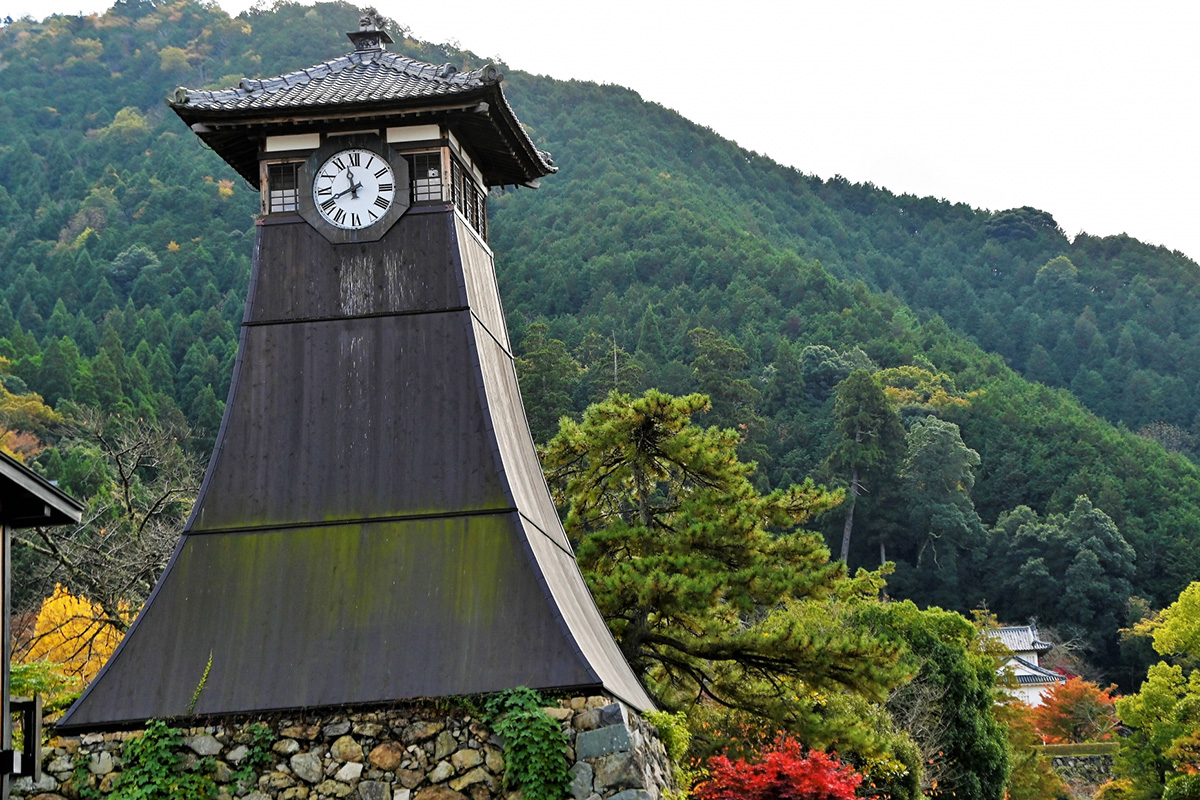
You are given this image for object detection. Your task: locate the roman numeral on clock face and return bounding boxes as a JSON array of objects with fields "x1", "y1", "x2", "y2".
[
  {"x1": 349, "y1": 152, "x2": 361, "y2": 166},
  {"x1": 320, "y1": 198, "x2": 336, "y2": 212},
  {"x1": 378, "y1": 183, "x2": 393, "y2": 193},
  {"x1": 373, "y1": 196, "x2": 389, "y2": 210},
  {"x1": 374, "y1": 167, "x2": 388, "y2": 179},
  {"x1": 332, "y1": 208, "x2": 346, "y2": 224}
]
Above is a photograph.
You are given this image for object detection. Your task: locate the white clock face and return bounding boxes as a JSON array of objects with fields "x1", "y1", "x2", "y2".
[{"x1": 312, "y1": 148, "x2": 397, "y2": 230}]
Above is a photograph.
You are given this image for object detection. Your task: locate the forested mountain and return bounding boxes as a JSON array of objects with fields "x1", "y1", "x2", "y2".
[{"x1": 3, "y1": 0, "x2": 1199, "y2": 687}]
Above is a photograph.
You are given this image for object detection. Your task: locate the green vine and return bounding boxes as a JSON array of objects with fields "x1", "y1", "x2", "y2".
[
  {"x1": 98, "y1": 719, "x2": 218, "y2": 800},
  {"x1": 484, "y1": 687, "x2": 570, "y2": 800},
  {"x1": 71, "y1": 752, "x2": 104, "y2": 800},
  {"x1": 231, "y1": 722, "x2": 275, "y2": 783},
  {"x1": 187, "y1": 651, "x2": 213, "y2": 715}
]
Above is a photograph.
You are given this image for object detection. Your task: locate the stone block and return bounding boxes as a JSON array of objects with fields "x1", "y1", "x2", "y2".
[
  {"x1": 484, "y1": 747, "x2": 504, "y2": 774},
  {"x1": 568, "y1": 761, "x2": 594, "y2": 800},
  {"x1": 594, "y1": 751, "x2": 644, "y2": 792},
  {"x1": 333, "y1": 735, "x2": 364, "y2": 763},
  {"x1": 572, "y1": 709, "x2": 601, "y2": 732},
  {"x1": 354, "y1": 723, "x2": 384, "y2": 738},
  {"x1": 450, "y1": 748, "x2": 482, "y2": 772},
  {"x1": 575, "y1": 725, "x2": 632, "y2": 760},
  {"x1": 359, "y1": 780, "x2": 390, "y2": 800},
  {"x1": 394, "y1": 790, "x2": 412, "y2": 800},
  {"x1": 370, "y1": 742, "x2": 406, "y2": 771},
  {"x1": 429, "y1": 760, "x2": 454, "y2": 783},
  {"x1": 448, "y1": 767, "x2": 493, "y2": 792},
  {"x1": 88, "y1": 751, "x2": 114, "y2": 775},
  {"x1": 281, "y1": 788, "x2": 311, "y2": 800},
  {"x1": 543, "y1": 707, "x2": 573, "y2": 722},
  {"x1": 396, "y1": 768, "x2": 424, "y2": 789},
  {"x1": 434, "y1": 731, "x2": 457, "y2": 761},
  {"x1": 15, "y1": 774, "x2": 61, "y2": 794},
  {"x1": 316, "y1": 778, "x2": 355, "y2": 797},
  {"x1": 281, "y1": 724, "x2": 321, "y2": 740},
  {"x1": 46, "y1": 755, "x2": 73, "y2": 773},
  {"x1": 336, "y1": 762, "x2": 365, "y2": 783},
  {"x1": 291, "y1": 752, "x2": 324, "y2": 784},
  {"x1": 259, "y1": 770, "x2": 297, "y2": 791},
  {"x1": 403, "y1": 722, "x2": 445, "y2": 743},
  {"x1": 414, "y1": 788, "x2": 468, "y2": 800},
  {"x1": 598, "y1": 704, "x2": 625, "y2": 728},
  {"x1": 186, "y1": 734, "x2": 223, "y2": 756},
  {"x1": 608, "y1": 791, "x2": 654, "y2": 800},
  {"x1": 214, "y1": 760, "x2": 234, "y2": 783},
  {"x1": 227, "y1": 744, "x2": 250, "y2": 764},
  {"x1": 324, "y1": 722, "x2": 353, "y2": 738},
  {"x1": 274, "y1": 738, "x2": 302, "y2": 756}
]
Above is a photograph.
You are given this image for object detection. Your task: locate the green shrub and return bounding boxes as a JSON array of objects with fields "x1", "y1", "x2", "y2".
[{"x1": 484, "y1": 687, "x2": 570, "y2": 800}]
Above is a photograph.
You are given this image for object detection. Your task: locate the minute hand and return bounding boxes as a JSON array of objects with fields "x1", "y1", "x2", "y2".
[{"x1": 333, "y1": 180, "x2": 363, "y2": 200}]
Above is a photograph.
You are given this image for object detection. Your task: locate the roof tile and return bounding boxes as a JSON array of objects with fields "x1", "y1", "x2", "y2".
[{"x1": 172, "y1": 49, "x2": 500, "y2": 113}]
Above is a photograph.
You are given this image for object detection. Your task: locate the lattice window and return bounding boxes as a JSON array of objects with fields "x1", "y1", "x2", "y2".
[
  {"x1": 450, "y1": 156, "x2": 487, "y2": 240},
  {"x1": 407, "y1": 153, "x2": 443, "y2": 202},
  {"x1": 266, "y1": 162, "x2": 300, "y2": 213}
]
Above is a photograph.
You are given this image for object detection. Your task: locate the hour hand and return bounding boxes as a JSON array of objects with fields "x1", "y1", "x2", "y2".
[{"x1": 333, "y1": 170, "x2": 363, "y2": 200}]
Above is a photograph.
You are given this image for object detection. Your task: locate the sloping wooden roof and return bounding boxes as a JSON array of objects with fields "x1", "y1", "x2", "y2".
[{"x1": 57, "y1": 209, "x2": 654, "y2": 732}]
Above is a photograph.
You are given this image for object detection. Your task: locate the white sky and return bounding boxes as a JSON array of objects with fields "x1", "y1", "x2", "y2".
[{"x1": 6, "y1": 0, "x2": 1200, "y2": 263}]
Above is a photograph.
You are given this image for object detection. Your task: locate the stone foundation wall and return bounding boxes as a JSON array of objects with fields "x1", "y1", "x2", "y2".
[
  {"x1": 12, "y1": 696, "x2": 674, "y2": 800},
  {"x1": 1049, "y1": 754, "x2": 1114, "y2": 799}
]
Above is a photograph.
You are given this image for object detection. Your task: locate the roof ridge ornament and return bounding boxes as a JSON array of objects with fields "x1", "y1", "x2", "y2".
[{"x1": 347, "y1": 7, "x2": 394, "y2": 52}]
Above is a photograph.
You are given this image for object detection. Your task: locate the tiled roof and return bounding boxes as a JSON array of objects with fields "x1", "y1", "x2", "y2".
[
  {"x1": 1011, "y1": 656, "x2": 1066, "y2": 685},
  {"x1": 987, "y1": 625, "x2": 1053, "y2": 653},
  {"x1": 171, "y1": 49, "x2": 500, "y2": 113}
]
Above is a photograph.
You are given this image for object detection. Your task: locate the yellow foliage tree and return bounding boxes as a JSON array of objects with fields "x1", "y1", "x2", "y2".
[
  {"x1": 0, "y1": 357, "x2": 58, "y2": 459},
  {"x1": 875, "y1": 366, "x2": 981, "y2": 414},
  {"x1": 23, "y1": 585, "x2": 134, "y2": 684}
]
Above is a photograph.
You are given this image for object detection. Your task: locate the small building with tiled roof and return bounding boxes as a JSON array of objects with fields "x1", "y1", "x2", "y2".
[
  {"x1": 168, "y1": 22, "x2": 555, "y2": 190},
  {"x1": 986, "y1": 621, "x2": 1066, "y2": 707}
]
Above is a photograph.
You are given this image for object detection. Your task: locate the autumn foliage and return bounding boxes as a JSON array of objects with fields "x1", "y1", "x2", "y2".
[
  {"x1": 22, "y1": 584, "x2": 131, "y2": 683},
  {"x1": 1031, "y1": 676, "x2": 1118, "y2": 743},
  {"x1": 695, "y1": 736, "x2": 863, "y2": 800}
]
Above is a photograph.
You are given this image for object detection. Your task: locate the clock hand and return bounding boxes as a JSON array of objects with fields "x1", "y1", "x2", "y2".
[{"x1": 332, "y1": 179, "x2": 365, "y2": 200}]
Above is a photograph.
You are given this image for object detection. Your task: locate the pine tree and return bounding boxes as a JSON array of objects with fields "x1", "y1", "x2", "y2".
[{"x1": 543, "y1": 390, "x2": 899, "y2": 728}]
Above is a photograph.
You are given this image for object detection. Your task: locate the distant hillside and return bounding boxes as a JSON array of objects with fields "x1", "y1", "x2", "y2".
[{"x1": 1, "y1": 0, "x2": 1196, "y2": 685}]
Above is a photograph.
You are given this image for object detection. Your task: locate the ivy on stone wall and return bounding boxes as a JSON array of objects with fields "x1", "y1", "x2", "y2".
[{"x1": 484, "y1": 687, "x2": 571, "y2": 800}]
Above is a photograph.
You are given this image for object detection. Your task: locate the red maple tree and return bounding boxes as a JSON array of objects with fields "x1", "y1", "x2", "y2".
[
  {"x1": 1031, "y1": 676, "x2": 1118, "y2": 743},
  {"x1": 695, "y1": 735, "x2": 864, "y2": 800}
]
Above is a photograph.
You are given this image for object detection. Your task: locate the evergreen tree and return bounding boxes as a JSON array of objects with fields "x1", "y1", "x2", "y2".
[
  {"x1": 514, "y1": 322, "x2": 582, "y2": 444},
  {"x1": 543, "y1": 390, "x2": 900, "y2": 736},
  {"x1": 826, "y1": 371, "x2": 906, "y2": 565},
  {"x1": 38, "y1": 337, "x2": 77, "y2": 407},
  {"x1": 893, "y1": 415, "x2": 987, "y2": 608},
  {"x1": 91, "y1": 351, "x2": 123, "y2": 410}
]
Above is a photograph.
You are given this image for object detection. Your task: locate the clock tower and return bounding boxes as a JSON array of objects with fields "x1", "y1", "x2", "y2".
[{"x1": 58, "y1": 12, "x2": 654, "y2": 730}]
